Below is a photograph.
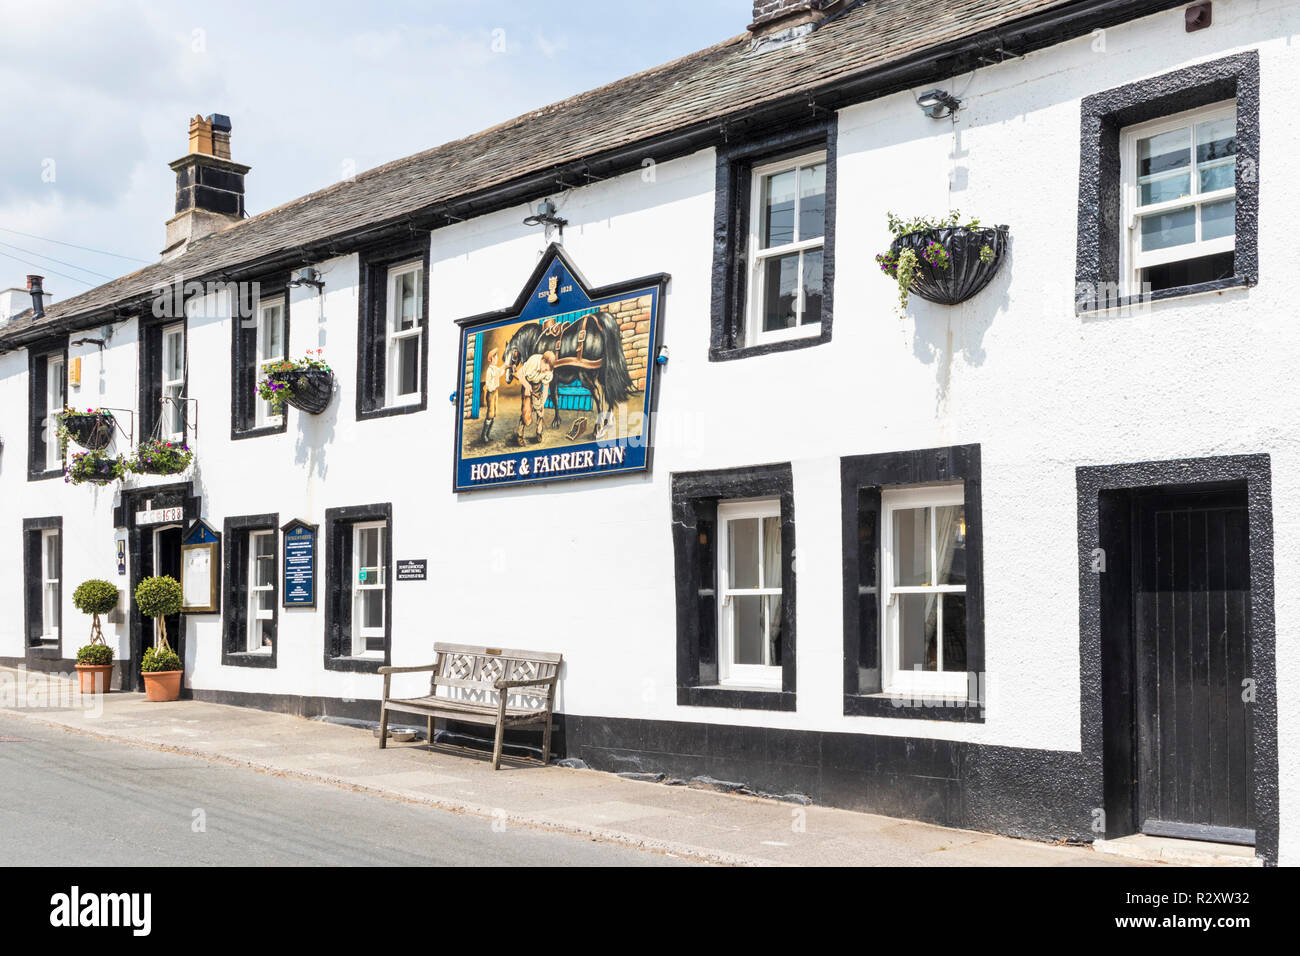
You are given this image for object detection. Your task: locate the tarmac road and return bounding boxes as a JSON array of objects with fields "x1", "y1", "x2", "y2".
[{"x1": 0, "y1": 715, "x2": 688, "y2": 866}]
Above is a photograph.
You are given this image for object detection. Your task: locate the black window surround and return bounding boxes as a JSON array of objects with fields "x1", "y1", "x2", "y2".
[
  {"x1": 222, "y1": 513, "x2": 279, "y2": 668},
  {"x1": 709, "y1": 118, "x2": 837, "y2": 362},
  {"x1": 356, "y1": 238, "x2": 430, "y2": 420},
  {"x1": 138, "y1": 314, "x2": 187, "y2": 442},
  {"x1": 114, "y1": 481, "x2": 198, "y2": 693},
  {"x1": 22, "y1": 516, "x2": 62, "y2": 660},
  {"x1": 671, "y1": 463, "x2": 796, "y2": 712},
  {"x1": 324, "y1": 502, "x2": 392, "y2": 672},
  {"x1": 231, "y1": 276, "x2": 290, "y2": 440},
  {"x1": 840, "y1": 444, "x2": 985, "y2": 722},
  {"x1": 1075, "y1": 50, "x2": 1259, "y2": 313},
  {"x1": 27, "y1": 341, "x2": 67, "y2": 481}
]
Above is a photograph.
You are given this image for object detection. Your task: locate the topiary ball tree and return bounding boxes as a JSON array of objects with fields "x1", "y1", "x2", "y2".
[
  {"x1": 141, "y1": 645, "x2": 182, "y2": 673},
  {"x1": 76, "y1": 644, "x2": 114, "y2": 666},
  {"x1": 135, "y1": 575, "x2": 183, "y2": 652},
  {"x1": 72, "y1": 579, "x2": 119, "y2": 645}
]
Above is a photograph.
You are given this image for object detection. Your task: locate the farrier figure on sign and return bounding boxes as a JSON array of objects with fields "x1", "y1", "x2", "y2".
[
  {"x1": 515, "y1": 349, "x2": 556, "y2": 444},
  {"x1": 480, "y1": 347, "x2": 504, "y2": 444}
]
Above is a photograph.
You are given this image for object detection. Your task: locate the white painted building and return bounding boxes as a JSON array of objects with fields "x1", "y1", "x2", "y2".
[{"x1": 1, "y1": 0, "x2": 1294, "y2": 863}]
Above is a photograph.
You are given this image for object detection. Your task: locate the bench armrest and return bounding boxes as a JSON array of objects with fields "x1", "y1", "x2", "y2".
[
  {"x1": 493, "y1": 676, "x2": 558, "y2": 690},
  {"x1": 378, "y1": 664, "x2": 438, "y2": 675}
]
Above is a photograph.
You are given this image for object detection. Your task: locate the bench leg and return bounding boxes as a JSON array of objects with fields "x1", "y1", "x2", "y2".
[
  {"x1": 378, "y1": 704, "x2": 389, "y2": 749},
  {"x1": 426, "y1": 716, "x2": 434, "y2": 744},
  {"x1": 541, "y1": 717, "x2": 553, "y2": 766},
  {"x1": 491, "y1": 719, "x2": 506, "y2": 771}
]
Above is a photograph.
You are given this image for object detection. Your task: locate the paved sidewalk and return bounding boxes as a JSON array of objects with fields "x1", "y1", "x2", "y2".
[{"x1": 0, "y1": 667, "x2": 1138, "y2": 866}]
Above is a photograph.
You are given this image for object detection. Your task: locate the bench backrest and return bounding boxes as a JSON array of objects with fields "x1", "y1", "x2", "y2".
[{"x1": 431, "y1": 642, "x2": 562, "y2": 711}]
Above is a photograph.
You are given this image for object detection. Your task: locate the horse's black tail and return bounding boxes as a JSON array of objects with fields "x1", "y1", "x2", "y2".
[{"x1": 596, "y1": 311, "x2": 635, "y2": 405}]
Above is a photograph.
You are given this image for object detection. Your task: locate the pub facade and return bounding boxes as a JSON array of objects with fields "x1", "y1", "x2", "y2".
[{"x1": 1, "y1": 0, "x2": 1294, "y2": 864}]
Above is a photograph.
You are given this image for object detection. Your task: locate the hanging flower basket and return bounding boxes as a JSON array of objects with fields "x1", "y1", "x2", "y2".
[
  {"x1": 126, "y1": 438, "x2": 194, "y2": 476},
  {"x1": 66, "y1": 451, "x2": 126, "y2": 486},
  {"x1": 875, "y1": 212, "x2": 1009, "y2": 312},
  {"x1": 258, "y1": 351, "x2": 335, "y2": 415},
  {"x1": 281, "y1": 367, "x2": 335, "y2": 414},
  {"x1": 57, "y1": 408, "x2": 116, "y2": 451}
]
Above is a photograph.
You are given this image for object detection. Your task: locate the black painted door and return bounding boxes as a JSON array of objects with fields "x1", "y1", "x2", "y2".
[{"x1": 1134, "y1": 490, "x2": 1253, "y2": 844}]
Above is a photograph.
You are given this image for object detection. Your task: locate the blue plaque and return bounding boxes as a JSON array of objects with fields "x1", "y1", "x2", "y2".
[{"x1": 282, "y1": 519, "x2": 317, "y2": 608}]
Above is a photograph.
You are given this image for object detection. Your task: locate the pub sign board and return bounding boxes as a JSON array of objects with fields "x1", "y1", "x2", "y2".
[
  {"x1": 453, "y1": 243, "x2": 668, "y2": 492},
  {"x1": 282, "y1": 519, "x2": 317, "y2": 608}
]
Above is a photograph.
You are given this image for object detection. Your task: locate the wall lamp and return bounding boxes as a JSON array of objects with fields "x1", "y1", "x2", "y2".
[
  {"x1": 523, "y1": 199, "x2": 568, "y2": 231},
  {"x1": 917, "y1": 89, "x2": 962, "y2": 119},
  {"x1": 289, "y1": 267, "x2": 325, "y2": 291},
  {"x1": 70, "y1": 337, "x2": 106, "y2": 349}
]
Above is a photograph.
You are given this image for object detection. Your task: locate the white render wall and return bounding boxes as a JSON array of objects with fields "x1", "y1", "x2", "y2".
[{"x1": 1, "y1": 1, "x2": 1297, "y2": 859}]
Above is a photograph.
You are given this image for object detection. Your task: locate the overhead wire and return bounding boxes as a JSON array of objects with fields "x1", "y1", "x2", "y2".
[
  {"x1": 0, "y1": 248, "x2": 96, "y2": 288},
  {"x1": 0, "y1": 225, "x2": 150, "y2": 263},
  {"x1": 0, "y1": 239, "x2": 117, "y2": 281}
]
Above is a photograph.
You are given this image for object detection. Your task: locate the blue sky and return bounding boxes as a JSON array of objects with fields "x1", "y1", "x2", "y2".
[{"x1": 0, "y1": 0, "x2": 748, "y2": 299}]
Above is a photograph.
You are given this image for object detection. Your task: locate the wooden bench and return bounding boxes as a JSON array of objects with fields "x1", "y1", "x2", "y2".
[{"x1": 378, "y1": 642, "x2": 562, "y2": 770}]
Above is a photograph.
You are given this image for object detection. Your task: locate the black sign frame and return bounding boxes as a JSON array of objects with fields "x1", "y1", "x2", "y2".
[{"x1": 396, "y1": 559, "x2": 427, "y2": 582}]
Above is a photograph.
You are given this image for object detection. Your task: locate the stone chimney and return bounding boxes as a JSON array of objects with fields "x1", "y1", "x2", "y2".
[
  {"x1": 161, "y1": 113, "x2": 250, "y2": 261},
  {"x1": 749, "y1": 0, "x2": 843, "y2": 39}
]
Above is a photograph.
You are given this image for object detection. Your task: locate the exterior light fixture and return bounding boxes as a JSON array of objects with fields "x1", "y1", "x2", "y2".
[
  {"x1": 523, "y1": 199, "x2": 568, "y2": 230},
  {"x1": 1185, "y1": 2, "x2": 1212, "y2": 32},
  {"x1": 289, "y1": 267, "x2": 324, "y2": 291},
  {"x1": 917, "y1": 89, "x2": 961, "y2": 119}
]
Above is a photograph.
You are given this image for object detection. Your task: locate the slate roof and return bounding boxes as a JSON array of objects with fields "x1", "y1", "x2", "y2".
[{"x1": 2, "y1": 0, "x2": 1085, "y2": 345}]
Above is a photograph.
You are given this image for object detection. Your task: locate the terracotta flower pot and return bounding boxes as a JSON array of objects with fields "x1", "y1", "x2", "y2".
[
  {"x1": 75, "y1": 663, "x2": 114, "y2": 694},
  {"x1": 141, "y1": 669, "x2": 182, "y2": 702}
]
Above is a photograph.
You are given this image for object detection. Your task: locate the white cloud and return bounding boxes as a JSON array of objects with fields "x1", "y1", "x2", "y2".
[{"x1": 0, "y1": 0, "x2": 748, "y2": 289}]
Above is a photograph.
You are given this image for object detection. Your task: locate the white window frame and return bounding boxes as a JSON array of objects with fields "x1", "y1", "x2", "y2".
[
  {"x1": 40, "y1": 528, "x2": 60, "y2": 642},
  {"x1": 351, "y1": 521, "x2": 386, "y2": 658},
  {"x1": 385, "y1": 262, "x2": 423, "y2": 407},
  {"x1": 45, "y1": 354, "x2": 66, "y2": 472},
  {"x1": 254, "y1": 297, "x2": 286, "y2": 428},
  {"x1": 716, "y1": 498, "x2": 783, "y2": 689},
  {"x1": 746, "y1": 150, "x2": 827, "y2": 347},
  {"x1": 160, "y1": 322, "x2": 186, "y2": 441},
  {"x1": 247, "y1": 530, "x2": 275, "y2": 653},
  {"x1": 1120, "y1": 100, "x2": 1237, "y2": 295},
  {"x1": 880, "y1": 485, "x2": 968, "y2": 698}
]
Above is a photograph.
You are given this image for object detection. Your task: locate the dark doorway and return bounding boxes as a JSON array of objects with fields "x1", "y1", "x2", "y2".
[
  {"x1": 128, "y1": 523, "x2": 184, "y2": 691},
  {"x1": 1100, "y1": 483, "x2": 1254, "y2": 846},
  {"x1": 152, "y1": 525, "x2": 184, "y2": 658},
  {"x1": 1134, "y1": 488, "x2": 1254, "y2": 844}
]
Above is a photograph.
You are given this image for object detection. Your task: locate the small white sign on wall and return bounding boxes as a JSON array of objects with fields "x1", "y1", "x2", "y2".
[{"x1": 136, "y1": 506, "x2": 184, "y2": 526}]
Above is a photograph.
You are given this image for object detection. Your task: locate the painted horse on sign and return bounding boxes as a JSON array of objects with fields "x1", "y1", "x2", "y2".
[{"x1": 502, "y1": 310, "x2": 633, "y2": 439}]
